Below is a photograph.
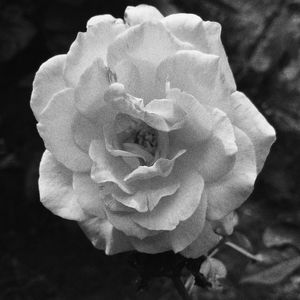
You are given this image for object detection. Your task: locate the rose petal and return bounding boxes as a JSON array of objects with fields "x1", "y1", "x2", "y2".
[
  {"x1": 231, "y1": 91, "x2": 276, "y2": 173},
  {"x1": 89, "y1": 139, "x2": 134, "y2": 194},
  {"x1": 73, "y1": 172, "x2": 105, "y2": 218},
  {"x1": 64, "y1": 19, "x2": 125, "y2": 86},
  {"x1": 79, "y1": 218, "x2": 133, "y2": 254},
  {"x1": 86, "y1": 14, "x2": 115, "y2": 28},
  {"x1": 104, "y1": 207, "x2": 158, "y2": 239},
  {"x1": 104, "y1": 83, "x2": 186, "y2": 132},
  {"x1": 73, "y1": 115, "x2": 99, "y2": 153},
  {"x1": 114, "y1": 59, "x2": 142, "y2": 98},
  {"x1": 131, "y1": 163, "x2": 205, "y2": 230},
  {"x1": 167, "y1": 88, "x2": 213, "y2": 145},
  {"x1": 145, "y1": 98, "x2": 187, "y2": 125},
  {"x1": 107, "y1": 21, "x2": 192, "y2": 70},
  {"x1": 124, "y1": 5, "x2": 164, "y2": 26},
  {"x1": 162, "y1": 14, "x2": 236, "y2": 91},
  {"x1": 156, "y1": 50, "x2": 231, "y2": 115},
  {"x1": 74, "y1": 58, "x2": 110, "y2": 120},
  {"x1": 188, "y1": 108, "x2": 237, "y2": 182},
  {"x1": 112, "y1": 179, "x2": 180, "y2": 213},
  {"x1": 31, "y1": 55, "x2": 66, "y2": 121},
  {"x1": 39, "y1": 150, "x2": 87, "y2": 221},
  {"x1": 103, "y1": 122, "x2": 149, "y2": 163},
  {"x1": 180, "y1": 222, "x2": 221, "y2": 258},
  {"x1": 168, "y1": 191, "x2": 208, "y2": 252},
  {"x1": 103, "y1": 194, "x2": 136, "y2": 213},
  {"x1": 206, "y1": 127, "x2": 257, "y2": 220},
  {"x1": 37, "y1": 88, "x2": 92, "y2": 172},
  {"x1": 130, "y1": 192, "x2": 208, "y2": 253},
  {"x1": 107, "y1": 22, "x2": 192, "y2": 102},
  {"x1": 124, "y1": 149, "x2": 186, "y2": 183}
]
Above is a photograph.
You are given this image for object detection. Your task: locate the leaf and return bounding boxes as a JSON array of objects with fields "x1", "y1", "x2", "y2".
[
  {"x1": 263, "y1": 224, "x2": 300, "y2": 250},
  {"x1": 240, "y1": 256, "x2": 300, "y2": 285}
]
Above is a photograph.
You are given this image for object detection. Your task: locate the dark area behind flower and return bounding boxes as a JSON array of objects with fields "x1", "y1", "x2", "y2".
[{"x1": 1, "y1": 0, "x2": 300, "y2": 299}]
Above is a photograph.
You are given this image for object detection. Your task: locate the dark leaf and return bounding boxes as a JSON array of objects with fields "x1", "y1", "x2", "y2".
[
  {"x1": 240, "y1": 256, "x2": 300, "y2": 285},
  {"x1": 263, "y1": 224, "x2": 300, "y2": 249}
]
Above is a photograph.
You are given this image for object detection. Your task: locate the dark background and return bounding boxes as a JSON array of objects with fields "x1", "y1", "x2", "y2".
[{"x1": 1, "y1": 0, "x2": 300, "y2": 299}]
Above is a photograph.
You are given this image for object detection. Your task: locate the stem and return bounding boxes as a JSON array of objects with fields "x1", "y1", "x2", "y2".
[
  {"x1": 225, "y1": 241, "x2": 263, "y2": 262},
  {"x1": 172, "y1": 276, "x2": 191, "y2": 300}
]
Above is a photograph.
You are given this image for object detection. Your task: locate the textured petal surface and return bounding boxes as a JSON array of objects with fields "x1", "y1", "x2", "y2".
[
  {"x1": 107, "y1": 22, "x2": 192, "y2": 102},
  {"x1": 156, "y1": 50, "x2": 231, "y2": 115},
  {"x1": 73, "y1": 172, "x2": 105, "y2": 218},
  {"x1": 180, "y1": 222, "x2": 221, "y2": 258},
  {"x1": 73, "y1": 114, "x2": 99, "y2": 153},
  {"x1": 231, "y1": 91, "x2": 276, "y2": 173},
  {"x1": 167, "y1": 88, "x2": 212, "y2": 145},
  {"x1": 39, "y1": 151, "x2": 86, "y2": 221},
  {"x1": 89, "y1": 139, "x2": 134, "y2": 194},
  {"x1": 87, "y1": 14, "x2": 115, "y2": 28},
  {"x1": 37, "y1": 88, "x2": 92, "y2": 172},
  {"x1": 188, "y1": 108, "x2": 237, "y2": 182},
  {"x1": 162, "y1": 14, "x2": 236, "y2": 91},
  {"x1": 124, "y1": 149, "x2": 186, "y2": 183},
  {"x1": 124, "y1": 4, "x2": 164, "y2": 26},
  {"x1": 105, "y1": 208, "x2": 157, "y2": 239},
  {"x1": 74, "y1": 58, "x2": 110, "y2": 120},
  {"x1": 131, "y1": 162, "x2": 204, "y2": 231},
  {"x1": 31, "y1": 55, "x2": 66, "y2": 121},
  {"x1": 107, "y1": 22, "x2": 192, "y2": 69},
  {"x1": 113, "y1": 179, "x2": 180, "y2": 213},
  {"x1": 64, "y1": 19, "x2": 125, "y2": 86},
  {"x1": 104, "y1": 83, "x2": 186, "y2": 132},
  {"x1": 130, "y1": 192, "x2": 208, "y2": 253},
  {"x1": 206, "y1": 127, "x2": 257, "y2": 220},
  {"x1": 80, "y1": 218, "x2": 133, "y2": 254}
]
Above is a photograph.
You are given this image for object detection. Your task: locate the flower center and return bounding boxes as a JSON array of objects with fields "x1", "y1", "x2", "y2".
[
  {"x1": 114, "y1": 113, "x2": 158, "y2": 165},
  {"x1": 134, "y1": 124, "x2": 158, "y2": 155}
]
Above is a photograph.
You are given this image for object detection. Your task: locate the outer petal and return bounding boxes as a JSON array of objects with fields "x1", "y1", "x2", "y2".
[
  {"x1": 79, "y1": 218, "x2": 134, "y2": 254},
  {"x1": 39, "y1": 150, "x2": 86, "y2": 221},
  {"x1": 131, "y1": 163, "x2": 205, "y2": 231},
  {"x1": 89, "y1": 139, "x2": 134, "y2": 194},
  {"x1": 73, "y1": 114, "x2": 99, "y2": 153},
  {"x1": 187, "y1": 108, "x2": 237, "y2": 182},
  {"x1": 162, "y1": 14, "x2": 236, "y2": 91},
  {"x1": 31, "y1": 55, "x2": 66, "y2": 121},
  {"x1": 167, "y1": 88, "x2": 213, "y2": 145},
  {"x1": 87, "y1": 14, "x2": 115, "y2": 28},
  {"x1": 180, "y1": 222, "x2": 221, "y2": 258},
  {"x1": 107, "y1": 21, "x2": 192, "y2": 102},
  {"x1": 231, "y1": 91, "x2": 276, "y2": 173},
  {"x1": 73, "y1": 173, "x2": 105, "y2": 219},
  {"x1": 107, "y1": 21, "x2": 192, "y2": 69},
  {"x1": 37, "y1": 88, "x2": 92, "y2": 172},
  {"x1": 124, "y1": 5, "x2": 164, "y2": 26},
  {"x1": 130, "y1": 192, "x2": 208, "y2": 253},
  {"x1": 64, "y1": 19, "x2": 125, "y2": 86},
  {"x1": 156, "y1": 50, "x2": 231, "y2": 115},
  {"x1": 74, "y1": 58, "x2": 110, "y2": 120},
  {"x1": 206, "y1": 127, "x2": 257, "y2": 220}
]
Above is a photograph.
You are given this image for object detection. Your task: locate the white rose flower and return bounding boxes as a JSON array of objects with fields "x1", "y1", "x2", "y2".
[{"x1": 30, "y1": 5, "x2": 276, "y2": 257}]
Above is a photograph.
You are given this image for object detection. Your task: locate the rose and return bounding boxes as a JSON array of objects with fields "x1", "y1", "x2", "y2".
[{"x1": 30, "y1": 5, "x2": 275, "y2": 258}]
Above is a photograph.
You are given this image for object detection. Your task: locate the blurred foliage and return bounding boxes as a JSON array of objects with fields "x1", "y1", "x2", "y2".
[{"x1": 0, "y1": 0, "x2": 300, "y2": 299}]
